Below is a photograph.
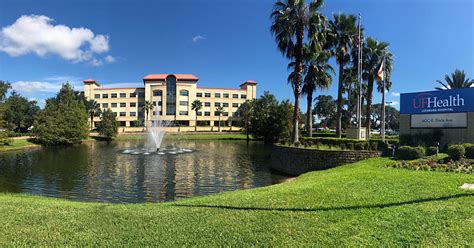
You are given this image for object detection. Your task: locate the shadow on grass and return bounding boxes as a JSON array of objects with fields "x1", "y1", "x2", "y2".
[{"x1": 173, "y1": 193, "x2": 473, "y2": 212}]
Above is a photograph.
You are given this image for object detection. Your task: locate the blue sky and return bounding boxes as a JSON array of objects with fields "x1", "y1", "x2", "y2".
[{"x1": 0, "y1": 0, "x2": 473, "y2": 108}]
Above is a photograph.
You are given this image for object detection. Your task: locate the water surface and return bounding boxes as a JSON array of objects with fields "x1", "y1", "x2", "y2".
[{"x1": 0, "y1": 140, "x2": 288, "y2": 203}]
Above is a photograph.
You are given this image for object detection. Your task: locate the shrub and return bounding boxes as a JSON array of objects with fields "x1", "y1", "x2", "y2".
[
  {"x1": 0, "y1": 131, "x2": 13, "y2": 146},
  {"x1": 447, "y1": 145, "x2": 465, "y2": 161},
  {"x1": 369, "y1": 141, "x2": 378, "y2": 151},
  {"x1": 465, "y1": 144, "x2": 474, "y2": 159},
  {"x1": 354, "y1": 142, "x2": 368, "y2": 150},
  {"x1": 426, "y1": 146, "x2": 438, "y2": 156},
  {"x1": 396, "y1": 146, "x2": 425, "y2": 160}
]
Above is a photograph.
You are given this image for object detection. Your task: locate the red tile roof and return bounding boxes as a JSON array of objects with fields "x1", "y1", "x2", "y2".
[
  {"x1": 143, "y1": 74, "x2": 199, "y2": 81},
  {"x1": 83, "y1": 79, "x2": 100, "y2": 86},
  {"x1": 243, "y1": 80, "x2": 257, "y2": 84}
]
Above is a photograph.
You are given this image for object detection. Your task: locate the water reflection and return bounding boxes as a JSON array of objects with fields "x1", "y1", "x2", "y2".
[{"x1": 0, "y1": 140, "x2": 288, "y2": 203}]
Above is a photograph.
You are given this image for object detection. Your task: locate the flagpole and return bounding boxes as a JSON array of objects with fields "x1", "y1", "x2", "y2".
[
  {"x1": 381, "y1": 56, "x2": 386, "y2": 143},
  {"x1": 357, "y1": 14, "x2": 362, "y2": 139}
]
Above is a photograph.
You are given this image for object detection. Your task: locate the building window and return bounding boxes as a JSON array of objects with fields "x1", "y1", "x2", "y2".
[
  {"x1": 180, "y1": 101, "x2": 188, "y2": 106},
  {"x1": 223, "y1": 103, "x2": 229, "y2": 107},
  {"x1": 196, "y1": 92, "x2": 203, "y2": 97},
  {"x1": 138, "y1": 102, "x2": 144, "y2": 107},
  {"x1": 223, "y1": 112, "x2": 228, "y2": 116},
  {"x1": 102, "y1": 94, "x2": 109, "y2": 98},
  {"x1": 241, "y1": 95, "x2": 247, "y2": 99},
  {"x1": 214, "y1": 111, "x2": 220, "y2": 116},
  {"x1": 157, "y1": 101, "x2": 162, "y2": 106},
  {"x1": 130, "y1": 93, "x2": 137, "y2": 98},
  {"x1": 204, "y1": 111, "x2": 210, "y2": 116},
  {"x1": 179, "y1": 111, "x2": 188, "y2": 115},
  {"x1": 232, "y1": 103, "x2": 239, "y2": 107},
  {"x1": 138, "y1": 92, "x2": 145, "y2": 98},
  {"x1": 94, "y1": 94, "x2": 100, "y2": 99},
  {"x1": 130, "y1": 102, "x2": 136, "y2": 107},
  {"x1": 102, "y1": 103, "x2": 109, "y2": 108},
  {"x1": 180, "y1": 90, "x2": 189, "y2": 96},
  {"x1": 166, "y1": 75, "x2": 177, "y2": 115},
  {"x1": 223, "y1": 93, "x2": 229, "y2": 98},
  {"x1": 197, "y1": 111, "x2": 202, "y2": 116},
  {"x1": 215, "y1": 93, "x2": 221, "y2": 98},
  {"x1": 204, "y1": 102, "x2": 211, "y2": 107},
  {"x1": 130, "y1": 112, "x2": 136, "y2": 117},
  {"x1": 232, "y1": 94, "x2": 238, "y2": 98},
  {"x1": 120, "y1": 112, "x2": 126, "y2": 117},
  {"x1": 214, "y1": 102, "x2": 221, "y2": 107},
  {"x1": 204, "y1": 93, "x2": 211, "y2": 98},
  {"x1": 111, "y1": 93, "x2": 117, "y2": 98},
  {"x1": 120, "y1": 103, "x2": 126, "y2": 107},
  {"x1": 120, "y1": 93, "x2": 126, "y2": 98},
  {"x1": 111, "y1": 103, "x2": 117, "y2": 108},
  {"x1": 153, "y1": 90, "x2": 162, "y2": 96},
  {"x1": 138, "y1": 112, "x2": 144, "y2": 118}
]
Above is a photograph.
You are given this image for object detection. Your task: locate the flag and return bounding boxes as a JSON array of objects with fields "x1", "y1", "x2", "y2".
[{"x1": 377, "y1": 58, "x2": 384, "y2": 81}]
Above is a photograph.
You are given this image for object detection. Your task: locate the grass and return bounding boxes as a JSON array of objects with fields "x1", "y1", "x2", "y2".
[
  {"x1": 114, "y1": 133, "x2": 254, "y2": 141},
  {"x1": 0, "y1": 157, "x2": 472, "y2": 246},
  {"x1": 0, "y1": 138, "x2": 39, "y2": 152}
]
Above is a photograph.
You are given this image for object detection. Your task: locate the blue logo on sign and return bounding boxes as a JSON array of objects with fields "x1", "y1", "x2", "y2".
[{"x1": 400, "y1": 88, "x2": 474, "y2": 114}]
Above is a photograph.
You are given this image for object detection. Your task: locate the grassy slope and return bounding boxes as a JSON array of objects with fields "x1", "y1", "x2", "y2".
[
  {"x1": 0, "y1": 138, "x2": 39, "y2": 152},
  {"x1": 0, "y1": 158, "x2": 472, "y2": 246}
]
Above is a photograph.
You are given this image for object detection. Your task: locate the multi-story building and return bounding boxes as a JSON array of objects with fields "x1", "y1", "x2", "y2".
[{"x1": 83, "y1": 73, "x2": 257, "y2": 130}]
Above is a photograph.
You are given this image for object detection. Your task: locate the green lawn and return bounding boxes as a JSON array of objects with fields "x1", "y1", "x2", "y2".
[
  {"x1": 0, "y1": 158, "x2": 472, "y2": 246},
  {"x1": 0, "y1": 138, "x2": 39, "y2": 152},
  {"x1": 115, "y1": 133, "x2": 254, "y2": 141}
]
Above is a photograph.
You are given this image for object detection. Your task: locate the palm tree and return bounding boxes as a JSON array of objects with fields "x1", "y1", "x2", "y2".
[
  {"x1": 85, "y1": 99, "x2": 101, "y2": 129},
  {"x1": 142, "y1": 100, "x2": 155, "y2": 128},
  {"x1": 297, "y1": 48, "x2": 334, "y2": 137},
  {"x1": 435, "y1": 69, "x2": 473, "y2": 90},
  {"x1": 362, "y1": 37, "x2": 392, "y2": 138},
  {"x1": 215, "y1": 106, "x2": 224, "y2": 132},
  {"x1": 237, "y1": 100, "x2": 254, "y2": 142},
  {"x1": 270, "y1": 0, "x2": 325, "y2": 143},
  {"x1": 191, "y1": 100, "x2": 202, "y2": 132},
  {"x1": 327, "y1": 13, "x2": 357, "y2": 138}
]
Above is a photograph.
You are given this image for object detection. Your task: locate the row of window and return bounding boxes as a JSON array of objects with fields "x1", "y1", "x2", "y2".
[
  {"x1": 196, "y1": 111, "x2": 232, "y2": 117},
  {"x1": 99, "y1": 101, "x2": 240, "y2": 109},
  {"x1": 95, "y1": 92, "x2": 145, "y2": 99},
  {"x1": 107, "y1": 111, "x2": 236, "y2": 117},
  {"x1": 152, "y1": 90, "x2": 189, "y2": 97},
  {"x1": 196, "y1": 92, "x2": 246, "y2": 99}
]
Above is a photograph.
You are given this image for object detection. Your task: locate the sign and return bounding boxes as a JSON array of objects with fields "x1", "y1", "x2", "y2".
[
  {"x1": 411, "y1": 113, "x2": 467, "y2": 128},
  {"x1": 400, "y1": 88, "x2": 474, "y2": 114}
]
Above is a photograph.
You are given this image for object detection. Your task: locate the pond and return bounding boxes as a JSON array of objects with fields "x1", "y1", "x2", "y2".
[{"x1": 0, "y1": 140, "x2": 289, "y2": 203}]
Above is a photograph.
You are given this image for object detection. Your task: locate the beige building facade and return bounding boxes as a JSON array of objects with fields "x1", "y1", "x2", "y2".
[{"x1": 84, "y1": 74, "x2": 257, "y2": 130}]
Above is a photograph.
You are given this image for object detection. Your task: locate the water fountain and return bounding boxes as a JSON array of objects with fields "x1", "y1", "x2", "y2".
[{"x1": 122, "y1": 106, "x2": 193, "y2": 155}]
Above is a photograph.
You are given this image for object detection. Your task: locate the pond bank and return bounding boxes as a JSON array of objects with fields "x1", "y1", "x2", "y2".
[{"x1": 0, "y1": 157, "x2": 472, "y2": 246}]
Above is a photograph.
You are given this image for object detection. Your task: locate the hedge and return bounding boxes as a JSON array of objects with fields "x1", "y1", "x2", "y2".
[
  {"x1": 447, "y1": 145, "x2": 465, "y2": 161},
  {"x1": 465, "y1": 144, "x2": 474, "y2": 159},
  {"x1": 396, "y1": 146, "x2": 425, "y2": 160}
]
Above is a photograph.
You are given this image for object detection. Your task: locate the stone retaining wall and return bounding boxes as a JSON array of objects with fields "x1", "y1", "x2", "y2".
[{"x1": 270, "y1": 145, "x2": 382, "y2": 176}]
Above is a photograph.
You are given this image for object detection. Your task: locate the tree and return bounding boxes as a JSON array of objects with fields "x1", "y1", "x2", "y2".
[
  {"x1": 0, "y1": 81, "x2": 11, "y2": 102},
  {"x1": 314, "y1": 95, "x2": 336, "y2": 128},
  {"x1": 236, "y1": 100, "x2": 254, "y2": 142},
  {"x1": 142, "y1": 100, "x2": 155, "y2": 128},
  {"x1": 3, "y1": 91, "x2": 39, "y2": 132},
  {"x1": 85, "y1": 99, "x2": 101, "y2": 129},
  {"x1": 270, "y1": 0, "x2": 325, "y2": 144},
  {"x1": 96, "y1": 108, "x2": 118, "y2": 141},
  {"x1": 362, "y1": 37, "x2": 392, "y2": 139},
  {"x1": 215, "y1": 105, "x2": 224, "y2": 132},
  {"x1": 34, "y1": 83, "x2": 89, "y2": 145},
  {"x1": 191, "y1": 100, "x2": 202, "y2": 132},
  {"x1": 327, "y1": 13, "x2": 357, "y2": 138},
  {"x1": 300, "y1": 49, "x2": 333, "y2": 137},
  {"x1": 435, "y1": 69, "x2": 473, "y2": 90}
]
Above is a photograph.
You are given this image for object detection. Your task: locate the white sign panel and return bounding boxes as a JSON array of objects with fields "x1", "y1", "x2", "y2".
[{"x1": 411, "y1": 113, "x2": 467, "y2": 128}]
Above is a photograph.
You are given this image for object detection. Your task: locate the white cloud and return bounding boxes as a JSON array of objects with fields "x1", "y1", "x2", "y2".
[
  {"x1": 391, "y1": 92, "x2": 400, "y2": 97},
  {"x1": 0, "y1": 15, "x2": 112, "y2": 64},
  {"x1": 104, "y1": 55, "x2": 115, "y2": 63},
  {"x1": 43, "y1": 75, "x2": 80, "y2": 82},
  {"x1": 11, "y1": 81, "x2": 62, "y2": 93},
  {"x1": 192, "y1": 35, "x2": 206, "y2": 42},
  {"x1": 91, "y1": 58, "x2": 103, "y2": 67}
]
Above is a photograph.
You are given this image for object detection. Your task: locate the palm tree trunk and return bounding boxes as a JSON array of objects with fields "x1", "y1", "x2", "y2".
[
  {"x1": 365, "y1": 76, "x2": 374, "y2": 139},
  {"x1": 90, "y1": 113, "x2": 93, "y2": 129},
  {"x1": 336, "y1": 62, "x2": 344, "y2": 138},
  {"x1": 291, "y1": 24, "x2": 304, "y2": 144},
  {"x1": 195, "y1": 111, "x2": 198, "y2": 132},
  {"x1": 218, "y1": 116, "x2": 221, "y2": 132},
  {"x1": 306, "y1": 92, "x2": 313, "y2": 137}
]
